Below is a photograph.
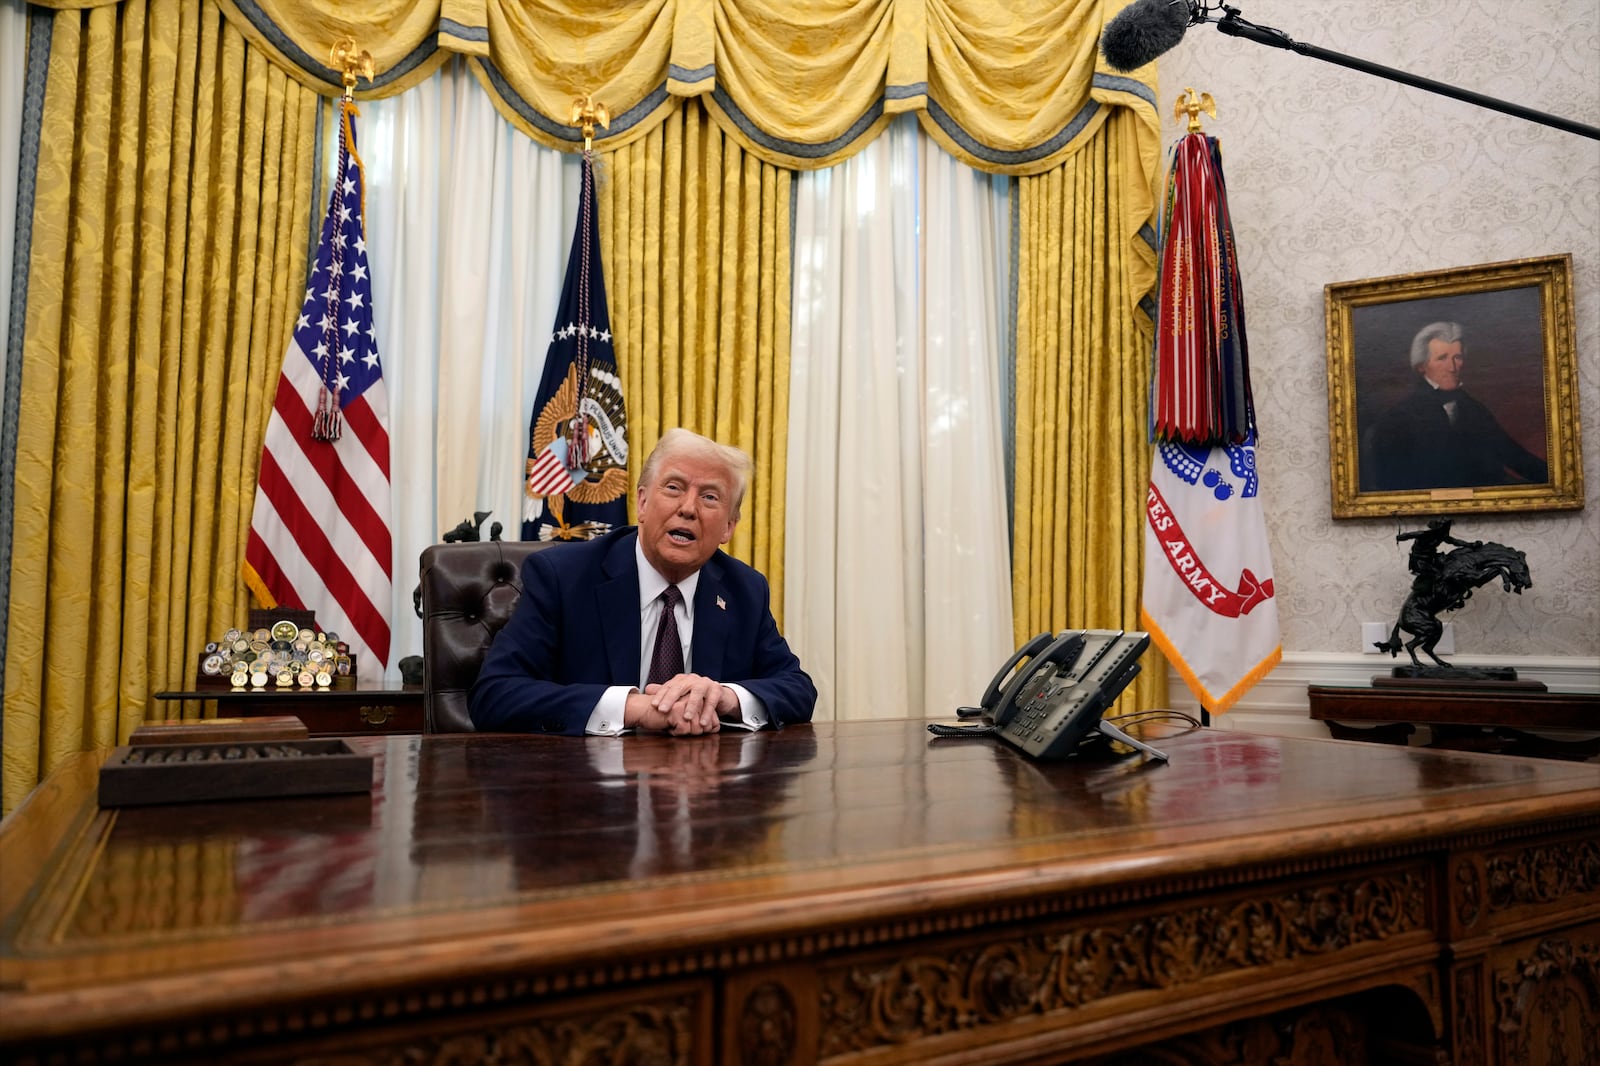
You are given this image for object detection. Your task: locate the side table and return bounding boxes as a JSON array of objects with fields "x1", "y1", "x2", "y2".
[
  {"x1": 153, "y1": 679, "x2": 424, "y2": 737},
  {"x1": 1308, "y1": 683, "x2": 1600, "y2": 761}
]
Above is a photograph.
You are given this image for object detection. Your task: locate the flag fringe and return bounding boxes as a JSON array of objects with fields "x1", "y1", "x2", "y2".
[
  {"x1": 241, "y1": 560, "x2": 279, "y2": 610},
  {"x1": 1140, "y1": 607, "x2": 1282, "y2": 715}
]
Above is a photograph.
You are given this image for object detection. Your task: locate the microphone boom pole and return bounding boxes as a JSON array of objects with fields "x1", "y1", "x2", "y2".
[{"x1": 1209, "y1": 6, "x2": 1600, "y2": 141}]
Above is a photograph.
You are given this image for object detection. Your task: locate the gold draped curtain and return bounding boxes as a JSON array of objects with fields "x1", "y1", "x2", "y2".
[
  {"x1": 4, "y1": 0, "x2": 1161, "y2": 810},
  {"x1": 1013, "y1": 107, "x2": 1164, "y2": 712},
  {"x1": 35, "y1": 0, "x2": 1158, "y2": 175},
  {"x1": 599, "y1": 107, "x2": 794, "y2": 616},
  {"x1": 4, "y1": 1, "x2": 318, "y2": 811}
]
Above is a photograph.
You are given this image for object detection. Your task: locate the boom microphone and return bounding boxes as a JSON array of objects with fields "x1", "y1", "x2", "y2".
[{"x1": 1100, "y1": 0, "x2": 1195, "y2": 72}]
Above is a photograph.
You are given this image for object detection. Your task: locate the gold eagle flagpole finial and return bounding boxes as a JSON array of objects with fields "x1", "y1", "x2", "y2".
[
  {"x1": 570, "y1": 95, "x2": 610, "y2": 152},
  {"x1": 330, "y1": 37, "x2": 376, "y2": 100},
  {"x1": 1174, "y1": 87, "x2": 1217, "y2": 133}
]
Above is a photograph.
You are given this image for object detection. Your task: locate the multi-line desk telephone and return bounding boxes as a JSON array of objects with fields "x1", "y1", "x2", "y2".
[{"x1": 930, "y1": 629, "x2": 1168, "y2": 762}]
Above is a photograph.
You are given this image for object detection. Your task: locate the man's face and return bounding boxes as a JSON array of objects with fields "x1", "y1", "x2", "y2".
[
  {"x1": 637, "y1": 454, "x2": 738, "y2": 584},
  {"x1": 1419, "y1": 338, "x2": 1464, "y2": 391}
]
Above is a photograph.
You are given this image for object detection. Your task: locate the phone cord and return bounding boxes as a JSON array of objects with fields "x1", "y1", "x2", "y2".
[{"x1": 926, "y1": 723, "x2": 998, "y2": 737}]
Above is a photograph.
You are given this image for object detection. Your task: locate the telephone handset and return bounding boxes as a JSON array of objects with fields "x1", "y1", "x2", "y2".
[
  {"x1": 979, "y1": 630, "x2": 1083, "y2": 726},
  {"x1": 965, "y1": 628, "x2": 1166, "y2": 762}
]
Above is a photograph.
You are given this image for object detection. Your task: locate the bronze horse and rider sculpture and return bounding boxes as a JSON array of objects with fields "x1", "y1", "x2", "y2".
[{"x1": 1375, "y1": 519, "x2": 1532, "y2": 671}]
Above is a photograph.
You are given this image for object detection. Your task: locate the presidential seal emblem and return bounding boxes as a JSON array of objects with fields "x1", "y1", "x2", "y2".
[{"x1": 524, "y1": 361, "x2": 629, "y2": 540}]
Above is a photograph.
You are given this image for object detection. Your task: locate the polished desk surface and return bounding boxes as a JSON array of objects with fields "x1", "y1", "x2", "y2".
[{"x1": 2, "y1": 720, "x2": 1598, "y2": 1059}]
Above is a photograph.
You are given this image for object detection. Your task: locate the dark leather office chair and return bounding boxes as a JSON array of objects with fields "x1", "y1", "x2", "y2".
[{"x1": 418, "y1": 540, "x2": 556, "y2": 733}]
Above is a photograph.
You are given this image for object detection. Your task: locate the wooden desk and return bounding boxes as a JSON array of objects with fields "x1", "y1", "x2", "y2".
[
  {"x1": 1309, "y1": 684, "x2": 1600, "y2": 760},
  {"x1": 2, "y1": 723, "x2": 1597, "y2": 1065},
  {"x1": 153, "y1": 678, "x2": 423, "y2": 736}
]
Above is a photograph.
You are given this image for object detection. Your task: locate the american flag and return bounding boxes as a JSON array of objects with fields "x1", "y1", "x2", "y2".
[{"x1": 243, "y1": 98, "x2": 392, "y2": 672}]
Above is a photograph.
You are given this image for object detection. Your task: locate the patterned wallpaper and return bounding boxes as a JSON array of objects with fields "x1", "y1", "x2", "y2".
[{"x1": 1157, "y1": 0, "x2": 1599, "y2": 660}]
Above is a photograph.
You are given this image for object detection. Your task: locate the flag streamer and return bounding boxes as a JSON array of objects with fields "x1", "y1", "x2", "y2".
[
  {"x1": 1151, "y1": 129, "x2": 1255, "y2": 446},
  {"x1": 243, "y1": 95, "x2": 393, "y2": 673}
]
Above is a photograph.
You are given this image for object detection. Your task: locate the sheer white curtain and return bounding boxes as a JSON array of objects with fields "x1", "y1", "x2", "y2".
[
  {"x1": 359, "y1": 60, "x2": 581, "y2": 674},
  {"x1": 787, "y1": 116, "x2": 1015, "y2": 721}
]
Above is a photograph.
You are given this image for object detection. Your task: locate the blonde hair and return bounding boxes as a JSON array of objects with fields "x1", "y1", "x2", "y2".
[{"x1": 639, "y1": 429, "x2": 755, "y2": 517}]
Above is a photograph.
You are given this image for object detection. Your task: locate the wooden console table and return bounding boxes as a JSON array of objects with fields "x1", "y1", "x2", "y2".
[
  {"x1": 4, "y1": 722, "x2": 1599, "y2": 1065},
  {"x1": 1309, "y1": 683, "x2": 1600, "y2": 760},
  {"x1": 153, "y1": 678, "x2": 423, "y2": 736}
]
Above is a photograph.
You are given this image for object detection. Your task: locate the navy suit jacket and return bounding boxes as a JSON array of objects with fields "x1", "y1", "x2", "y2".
[{"x1": 469, "y1": 527, "x2": 816, "y2": 734}]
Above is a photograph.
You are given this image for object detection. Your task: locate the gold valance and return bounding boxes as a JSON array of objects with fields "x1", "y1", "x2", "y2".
[{"x1": 35, "y1": 0, "x2": 1159, "y2": 175}]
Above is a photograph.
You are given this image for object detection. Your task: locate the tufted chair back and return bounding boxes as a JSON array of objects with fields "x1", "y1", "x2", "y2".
[{"x1": 419, "y1": 540, "x2": 557, "y2": 733}]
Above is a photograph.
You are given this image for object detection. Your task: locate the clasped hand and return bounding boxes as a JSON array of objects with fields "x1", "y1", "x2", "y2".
[{"x1": 629, "y1": 673, "x2": 737, "y2": 735}]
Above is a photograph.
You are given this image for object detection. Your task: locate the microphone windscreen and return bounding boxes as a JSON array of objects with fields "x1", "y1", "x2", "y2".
[{"x1": 1100, "y1": 0, "x2": 1192, "y2": 72}]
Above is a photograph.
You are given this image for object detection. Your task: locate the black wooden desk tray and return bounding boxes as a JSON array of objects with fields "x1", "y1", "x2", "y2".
[{"x1": 98, "y1": 739, "x2": 374, "y2": 808}]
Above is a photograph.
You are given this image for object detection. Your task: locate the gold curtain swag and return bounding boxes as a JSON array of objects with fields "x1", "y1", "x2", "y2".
[
  {"x1": 598, "y1": 104, "x2": 794, "y2": 618},
  {"x1": 35, "y1": 0, "x2": 1161, "y2": 176},
  {"x1": 3, "y1": 1, "x2": 318, "y2": 812}
]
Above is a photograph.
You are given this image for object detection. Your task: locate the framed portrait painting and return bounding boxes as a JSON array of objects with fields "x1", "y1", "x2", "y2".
[{"x1": 1324, "y1": 254, "x2": 1584, "y2": 519}]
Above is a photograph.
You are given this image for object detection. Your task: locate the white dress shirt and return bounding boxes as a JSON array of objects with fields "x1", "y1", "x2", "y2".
[{"x1": 584, "y1": 540, "x2": 769, "y2": 734}]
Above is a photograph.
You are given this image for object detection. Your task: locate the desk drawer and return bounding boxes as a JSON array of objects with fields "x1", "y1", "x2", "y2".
[
  {"x1": 160, "y1": 688, "x2": 426, "y2": 737},
  {"x1": 286, "y1": 698, "x2": 424, "y2": 736}
]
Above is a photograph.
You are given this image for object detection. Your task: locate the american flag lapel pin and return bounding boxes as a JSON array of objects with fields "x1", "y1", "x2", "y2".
[{"x1": 716, "y1": 596, "x2": 726, "y2": 611}]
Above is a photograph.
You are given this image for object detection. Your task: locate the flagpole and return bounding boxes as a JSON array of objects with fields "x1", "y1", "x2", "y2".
[{"x1": 1142, "y1": 88, "x2": 1283, "y2": 723}]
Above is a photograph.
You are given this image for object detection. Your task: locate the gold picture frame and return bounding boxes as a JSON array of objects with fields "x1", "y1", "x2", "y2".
[{"x1": 1325, "y1": 253, "x2": 1583, "y2": 519}]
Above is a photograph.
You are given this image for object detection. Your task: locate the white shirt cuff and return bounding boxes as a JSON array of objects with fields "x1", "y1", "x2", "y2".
[
  {"x1": 585, "y1": 686, "x2": 635, "y2": 735},
  {"x1": 722, "y1": 683, "x2": 768, "y2": 731}
]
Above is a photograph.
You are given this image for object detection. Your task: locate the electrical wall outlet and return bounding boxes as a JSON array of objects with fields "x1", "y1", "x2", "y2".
[
  {"x1": 1361, "y1": 622, "x2": 1388, "y2": 653},
  {"x1": 1361, "y1": 621, "x2": 1454, "y2": 654}
]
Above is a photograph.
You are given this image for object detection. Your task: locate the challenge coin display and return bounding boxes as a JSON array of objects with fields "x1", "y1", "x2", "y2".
[{"x1": 195, "y1": 616, "x2": 356, "y2": 690}]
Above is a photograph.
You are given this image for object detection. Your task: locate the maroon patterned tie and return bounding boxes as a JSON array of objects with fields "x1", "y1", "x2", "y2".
[{"x1": 647, "y1": 585, "x2": 685, "y2": 686}]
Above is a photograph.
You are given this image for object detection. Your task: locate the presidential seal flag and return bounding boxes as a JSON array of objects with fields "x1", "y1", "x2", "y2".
[
  {"x1": 1142, "y1": 438, "x2": 1280, "y2": 713},
  {"x1": 242, "y1": 96, "x2": 392, "y2": 674},
  {"x1": 523, "y1": 150, "x2": 629, "y2": 541},
  {"x1": 1141, "y1": 99, "x2": 1278, "y2": 713}
]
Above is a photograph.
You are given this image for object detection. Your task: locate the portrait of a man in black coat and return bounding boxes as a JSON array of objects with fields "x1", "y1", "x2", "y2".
[{"x1": 1360, "y1": 320, "x2": 1548, "y2": 492}]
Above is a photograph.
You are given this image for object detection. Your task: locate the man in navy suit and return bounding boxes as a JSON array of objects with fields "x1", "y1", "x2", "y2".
[{"x1": 469, "y1": 429, "x2": 816, "y2": 736}]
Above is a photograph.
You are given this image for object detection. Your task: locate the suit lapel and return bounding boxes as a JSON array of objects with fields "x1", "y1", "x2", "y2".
[
  {"x1": 597, "y1": 530, "x2": 642, "y2": 686},
  {"x1": 692, "y1": 554, "x2": 729, "y2": 679}
]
